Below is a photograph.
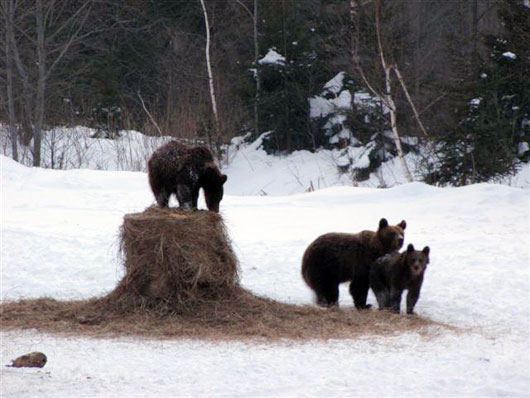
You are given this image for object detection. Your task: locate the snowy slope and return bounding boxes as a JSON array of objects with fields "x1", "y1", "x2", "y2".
[
  {"x1": 223, "y1": 133, "x2": 530, "y2": 194},
  {"x1": 2, "y1": 126, "x2": 529, "y2": 192},
  {"x1": 224, "y1": 133, "x2": 428, "y2": 195},
  {"x1": 1, "y1": 155, "x2": 529, "y2": 397}
]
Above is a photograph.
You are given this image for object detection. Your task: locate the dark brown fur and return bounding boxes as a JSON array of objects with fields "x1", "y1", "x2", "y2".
[
  {"x1": 370, "y1": 243, "x2": 430, "y2": 314},
  {"x1": 147, "y1": 141, "x2": 227, "y2": 212},
  {"x1": 301, "y1": 218, "x2": 406, "y2": 309}
]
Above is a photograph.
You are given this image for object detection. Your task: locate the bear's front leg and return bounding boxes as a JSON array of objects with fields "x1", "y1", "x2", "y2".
[
  {"x1": 176, "y1": 184, "x2": 193, "y2": 211},
  {"x1": 406, "y1": 286, "x2": 421, "y2": 315},
  {"x1": 191, "y1": 186, "x2": 200, "y2": 210}
]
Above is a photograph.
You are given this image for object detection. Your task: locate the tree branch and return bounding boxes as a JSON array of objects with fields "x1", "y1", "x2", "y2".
[
  {"x1": 45, "y1": 3, "x2": 93, "y2": 79},
  {"x1": 392, "y1": 65, "x2": 429, "y2": 137},
  {"x1": 45, "y1": 1, "x2": 91, "y2": 44},
  {"x1": 137, "y1": 91, "x2": 163, "y2": 136}
]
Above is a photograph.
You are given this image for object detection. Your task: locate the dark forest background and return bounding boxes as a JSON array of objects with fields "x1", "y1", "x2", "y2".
[{"x1": 1, "y1": 0, "x2": 529, "y2": 184}]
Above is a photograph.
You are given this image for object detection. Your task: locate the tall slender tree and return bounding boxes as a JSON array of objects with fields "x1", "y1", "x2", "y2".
[
  {"x1": 199, "y1": 0, "x2": 219, "y2": 144},
  {"x1": 5, "y1": 0, "x2": 93, "y2": 166}
]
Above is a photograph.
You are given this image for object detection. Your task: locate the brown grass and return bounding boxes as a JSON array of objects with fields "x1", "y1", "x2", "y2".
[{"x1": 0, "y1": 207, "x2": 458, "y2": 341}]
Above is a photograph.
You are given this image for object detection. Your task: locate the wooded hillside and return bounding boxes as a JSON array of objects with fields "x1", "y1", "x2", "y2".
[{"x1": 1, "y1": 0, "x2": 529, "y2": 184}]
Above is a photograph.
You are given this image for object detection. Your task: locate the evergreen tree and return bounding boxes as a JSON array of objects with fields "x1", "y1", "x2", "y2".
[
  {"x1": 246, "y1": 0, "x2": 332, "y2": 153},
  {"x1": 428, "y1": 1, "x2": 529, "y2": 185}
]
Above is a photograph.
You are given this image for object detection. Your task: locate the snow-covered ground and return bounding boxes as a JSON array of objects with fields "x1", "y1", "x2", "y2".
[
  {"x1": 2, "y1": 126, "x2": 529, "y2": 191},
  {"x1": 1, "y1": 153, "x2": 529, "y2": 397}
]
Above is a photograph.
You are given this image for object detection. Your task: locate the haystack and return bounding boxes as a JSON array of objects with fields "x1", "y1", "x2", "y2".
[
  {"x1": 105, "y1": 206, "x2": 240, "y2": 312},
  {"x1": 0, "y1": 207, "x2": 456, "y2": 341}
]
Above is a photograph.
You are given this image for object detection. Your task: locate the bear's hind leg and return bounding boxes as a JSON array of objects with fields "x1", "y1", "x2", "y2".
[
  {"x1": 315, "y1": 283, "x2": 339, "y2": 307},
  {"x1": 373, "y1": 289, "x2": 390, "y2": 310},
  {"x1": 369, "y1": 271, "x2": 388, "y2": 310},
  {"x1": 389, "y1": 287, "x2": 403, "y2": 313},
  {"x1": 351, "y1": 274, "x2": 372, "y2": 310},
  {"x1": 176, "y1": 184, "x2": 193, "y2": 210},
  {"x1": 154, "y1": 189, "x2": 170, "y2": 207}
]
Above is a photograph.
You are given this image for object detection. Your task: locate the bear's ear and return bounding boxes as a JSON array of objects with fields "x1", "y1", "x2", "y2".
[
  {"x1": 422, "y1": 246, "x2": 430, "y2": 257},
  {"x1": 398, "y1": 220, "x2": 407, "y2": 230},
  {"x1": 221, "y1": 174, "x2": 228, "y2": 184},
  {"x1": 407, "y1": 243, "x2": 415, "y2": 252},
  {"x1": 378, "y1": 218, "x2": 389, "y2": 230}
]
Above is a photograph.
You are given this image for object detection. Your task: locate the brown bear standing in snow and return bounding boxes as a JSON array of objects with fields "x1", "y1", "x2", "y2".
[
  {"x1": 147, "y1": 141, "x2": 227, "y2": 212},
  {"x1": 369, "y1": 243, "x2": 430, "y2": 314},
  {"x1": 301, "y1": 218, "x2": 406, "y2": 308}
]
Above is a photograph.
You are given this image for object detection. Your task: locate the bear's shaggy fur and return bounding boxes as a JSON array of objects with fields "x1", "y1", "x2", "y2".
[
  {"x1": 148, "y1": 141, "x2": 227, "y2": 212},
  {"x1": 370, "y1": 243, "x2": 430, "y2": 314},
  {"x1": 301, "y1": 218, "x2": 406, "y2": 309}
]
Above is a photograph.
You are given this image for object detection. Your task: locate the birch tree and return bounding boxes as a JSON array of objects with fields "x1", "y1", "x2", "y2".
[
  {"x1": 199, "y1": 0, "x2": 219, "y2": 138},
  {"x1": 373, "y1": 0, "x2": 412, "y2": 181},
  {"x1": 350, "y1": 0, "x2": 431, "y2": 182}
]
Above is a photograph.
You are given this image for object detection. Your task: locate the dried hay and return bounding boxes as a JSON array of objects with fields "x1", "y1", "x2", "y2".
[
  {"x1": 0, "y1": 293, "x2": 458, "y2": 341},
  {"x1": 106, "y1": 207, "x2": 240, "y2": 313},
  {"x1": 0, "y1": 207, "x2": 459, "y2": 341}
]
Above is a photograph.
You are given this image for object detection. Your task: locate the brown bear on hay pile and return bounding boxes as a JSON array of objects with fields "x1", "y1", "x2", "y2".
[
  {"x1": 147, "y1": 141, "x2": 227, "y2": 212},
  {"x1": 104, "y1": 206, "x2": 240, "y2": 312}
]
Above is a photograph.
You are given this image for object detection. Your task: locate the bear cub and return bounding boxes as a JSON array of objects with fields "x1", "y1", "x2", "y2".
[
  {"x1": 148, "y1": 141, "x2": 227, "y2": 212},
  {"x1": 301, "y1": 218, "x2": 406, "y2": 309},
  {"x1": 370, "y1": 243, "x2": 430, "y2": 314}
]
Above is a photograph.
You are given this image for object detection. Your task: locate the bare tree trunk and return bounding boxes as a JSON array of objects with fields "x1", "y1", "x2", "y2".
[
  {"x1": 5, "y1": 0, "x2": 18, "y2": 161},
  {"x1": 351, "y1": 0, "x2": 417, "y2": 182},
  {"x1": 6, "y1": 0, "x2": 92, "y2": 167},
  {"x1": 34, "y1": 0, "x2": 46, "y2": 167},
  {"x1": 199, "y1": 0, "x2": 219, "y2": 135},
  {"x1": 8, "y1": 0, "x2": 34, "y2": 149},
  {"x1": 165, "y1": 71, "x2": 173, "y2": 134},
  {"x1": 236, "y1": 0, "x2": 260, "y2": 137},
  {"x1": 383, "y1": 66, "x2": 412, "y2": 182},
  {"x1": 374, "y1": 0, "x2": 412, "y2": 182},
  {"x1": 253, "y1": 0, "x2": 260, "y2": 137}
]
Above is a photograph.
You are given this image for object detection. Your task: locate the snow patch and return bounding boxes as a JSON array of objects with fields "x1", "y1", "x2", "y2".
[
  {"x1": 323, "y1": 71, "x2": 345, "y2": 94},
  {"x1": 258, "y1": 48, "x2": 285, "y2": 66},
  {"x1": 518, "y1": 141, "x2": 529, "y2": 156}
]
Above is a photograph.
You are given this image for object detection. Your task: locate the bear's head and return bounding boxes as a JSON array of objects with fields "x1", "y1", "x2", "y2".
[
  {"x1": 404, "y1": 243, "x2": 430, "y2": 277},
  {"x1": 376, "y1": 218, "x2": 406, "y2": 253},
  {"x1": 201, "y1": 166, "x2": 228, "y2": 213}
]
